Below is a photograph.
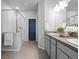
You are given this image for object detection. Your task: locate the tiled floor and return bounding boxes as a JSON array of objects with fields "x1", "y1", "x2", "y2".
[{"x1": 1, "y1": 41, "x2": 49, "y2": 59}]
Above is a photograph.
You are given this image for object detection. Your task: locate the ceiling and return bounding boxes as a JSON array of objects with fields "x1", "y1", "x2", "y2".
[
  {"x1": 2, "y1": 0, "x2": 39, "y2": 11},
  {"x1": 2, "y1": 0, "x2": 78, "y2": 12}
]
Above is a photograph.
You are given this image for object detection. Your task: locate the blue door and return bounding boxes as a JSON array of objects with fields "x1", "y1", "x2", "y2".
[{"x1": 29, "y1": 19, "x2": 36, "y2": 41}]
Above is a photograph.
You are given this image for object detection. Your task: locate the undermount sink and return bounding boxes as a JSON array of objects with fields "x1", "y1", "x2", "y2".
[{"x1": 67, "y1": 39, "x2": 78, "y2": 45}]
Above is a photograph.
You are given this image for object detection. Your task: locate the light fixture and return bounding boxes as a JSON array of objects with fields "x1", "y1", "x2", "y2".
[
  {"x1": 53, "y1": 1, "x2": 68, "y2": 12},
  {"x1": 59, "y1": 1, "x2": 65, "y2": 10},
  {"x1": 59, "y1": 1, "x2": 68, "y2": 10},
  {"x1": 53, "y1": 5, "x2": 60, "y2": 12}
]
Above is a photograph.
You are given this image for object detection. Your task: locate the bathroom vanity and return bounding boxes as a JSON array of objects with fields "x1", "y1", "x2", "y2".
[{"x1": 44, "y1": 33, "x2": 78, "y2": 59}]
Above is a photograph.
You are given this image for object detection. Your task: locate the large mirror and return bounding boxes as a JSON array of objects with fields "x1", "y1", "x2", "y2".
[{"x1": 66, "y1": 0, "x2": 78, "y2": 27}]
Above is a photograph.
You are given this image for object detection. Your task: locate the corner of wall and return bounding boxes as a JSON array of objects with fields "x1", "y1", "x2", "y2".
[{"x1": 38, "y1": 45, "x2": 45, "y2": 50}]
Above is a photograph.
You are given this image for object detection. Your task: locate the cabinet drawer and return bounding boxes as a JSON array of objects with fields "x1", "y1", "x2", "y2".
[
  {"x1": 51, "y1": 38, "x2": 56, "y2": 45},
  {"x1": 57, "y1": 42, "x2": 78, "y2": 59},
  {"x1": 57, "y1": 48, "x2": 69, "y2": 59}
]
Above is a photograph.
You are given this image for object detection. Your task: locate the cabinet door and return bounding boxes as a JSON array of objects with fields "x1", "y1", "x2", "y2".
[
  {"x1": 47, "y1": 39, "x2": 50, "y2": 56},
  {"x1": 57, "y1": 48, "x2": 70, "y2": 59},
  {"x1": 44, "y1": 35, "x2": 48, "y2": 51},
  {"x1": 45, "y1": 39, "x2": 50, "y2": 56},
  {"x1": 51, "y1": 43, "x2": 56, "y2": 59},
  {"x1": 57, "y1": 42, "x2": 78, "y2": 59},
  {"x1": 44, "y1": 35, "x2": 50, "y2": 56}
]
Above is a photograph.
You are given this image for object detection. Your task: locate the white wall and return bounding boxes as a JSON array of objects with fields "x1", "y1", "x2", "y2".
[
  {"x1": 21, "y1": 11, "x2": 37, "y2": 41},
  {"x1": 45, "y1": 0, "x2": 66, "y2": 31},
  {"x1": 37, "y1": 0, "x2": 45, "y2": 49}
]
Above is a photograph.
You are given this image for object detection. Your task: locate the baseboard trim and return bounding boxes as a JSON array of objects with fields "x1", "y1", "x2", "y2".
[
  {"x1": 38, "y1": 45, "x2": 45, "y2": 50},
  {"x1": 1, "y1": 45, "x2": 21, "y2": 52},
  {"x1": 24, "y1": 40, "x2": 28, "y2": 41},
  {"x1": 1, "y1": 48, "x2": 20, "y2": 51}
]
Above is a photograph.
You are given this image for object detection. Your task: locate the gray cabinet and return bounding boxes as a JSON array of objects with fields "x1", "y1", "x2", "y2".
[
  {"x1": 47, "y1": 39, "x2": 50, "y2": 55},
  {"x1": 45, "y1": 35, "x2": 56, "y2": 59},
  {"x1": 44, "y1": 35, "x2": 50, "y2": 56},
  {"x1": 57, "y1": 48, "x2": 71, "y2": 59},
  {"x1": 57, "y1": 42, "x2": 78, "y2": 59},
  {"x1": 50, "y1": 38, "x2": 56, "y2": 59},
  {"x1": 44, "y1": 34, "x2": 78, "y2": 59},
  {"x1": 51, "y1": 43, "x2": 56, "y2": 59}
]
